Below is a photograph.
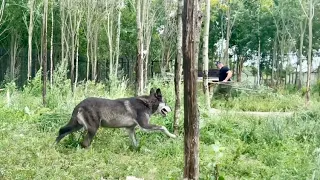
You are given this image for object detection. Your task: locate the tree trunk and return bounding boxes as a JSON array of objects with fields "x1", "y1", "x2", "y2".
[
  {"x1": 182, "y1": 0, "x2": 202, "y2": 179},
  {"x1": 257, "y1": 40, "x2": 261, "y2": 86},
  {"x1": 60, "y1": 0, "x2": 65, "y2": 74},
  {"x1": 107, "y1": 12, "x2": 114, "y2": 78},
  {"x1": 50, "y1": 0, "x2": 54, "y2": 87},
  {"x1": 135, "y1": 0, "x2": 144, "y2": 96},
  {"x1": 74, "y1": 14, "x2": 82, "y2": 92},
  {"x1": 298, "y1": 19, "x2": 307, "y2": 89},
  {"x1": 271, "y1": 38, "x2": 277, "y2": 86},
  {"x1": 174, "y1": 0, "x2": 183, "y2": 135},
  {"x1": 68, "y1": 5, "x2": 75, "y2": 91},
  {"x1": 27, "y1": 0, "x2": 35, "y2": 81},
  {"x1": 142, "y1": 0, "x2": 153, "y2": 90},
  {"x1": 236, "y1": 56, "x2": 244, "y2": 82},
  {"x1": 42, "y1": 0, "x2": 48, "y2": 106},
  {"x1": 115, "y1": 1, "x2": 122, "y2": 76},
  {"x1": 86, "y1": 1, "x2": 92, "y2": 81},
  {"x1": 10, "y1": 31, "x2": 18, "y2": 81},
  {"x1": 279, "y1": 34, "x2": 285, "y2": 85},
  {"x1": 223, "y1": 0, "x2": 230, "y2": 65},
  {"x1": 93, "y1": 26, "x2": 98, "y2": 81},
  {"x1": 202, "y1": 0, "x2": 210, "y2": 109},
  {"x1": 305, "y1": 0, "x2": 314, "y2": 105}
]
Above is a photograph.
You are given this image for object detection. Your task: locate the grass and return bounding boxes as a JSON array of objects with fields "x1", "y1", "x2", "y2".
[
  {"x1": 1, "y1": 77, "x2": 320, "y2": 179},
  {"x1": 211, "y1": 85, "x2": 305, "y2": 112}
]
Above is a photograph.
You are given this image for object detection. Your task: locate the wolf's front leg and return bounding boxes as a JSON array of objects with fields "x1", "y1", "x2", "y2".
[
  {"x1": 126, "y1": 127, "x2": 139, "y2": 147},
  {"x1": 140, "y1": 124, "x2": 177, "y2": 138}
]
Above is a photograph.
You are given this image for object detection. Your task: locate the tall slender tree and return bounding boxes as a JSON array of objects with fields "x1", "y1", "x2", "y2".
[
  {"x1": 174, "y1": 0, "x2": 183, "y2": 135},
  {"x1": 27, "y1": 0, "x2": 35, "y2": 81},
  {"x1": 42, "y1": 0, "x2": 48, "y2": 106},
  {"x1": 202, "y1": 0, "x2": 210, "y2": 109},
  {"x1": 182, "y1": 0, "x2": 202, "y2": 178}
]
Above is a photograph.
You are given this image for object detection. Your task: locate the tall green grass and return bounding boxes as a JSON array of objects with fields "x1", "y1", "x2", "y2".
[{"x1": 0, "y1": 74, "x2": 320, "y2": 179}]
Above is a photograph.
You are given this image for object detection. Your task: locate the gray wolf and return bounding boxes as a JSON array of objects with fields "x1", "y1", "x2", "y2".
[{"x1": 55, "y1": 88, "x2": 176, "y2": 148}]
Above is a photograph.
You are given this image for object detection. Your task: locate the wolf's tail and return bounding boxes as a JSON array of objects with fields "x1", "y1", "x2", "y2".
[{"x1": 55, "y1": 115, "x2": 82, "y2": 143}]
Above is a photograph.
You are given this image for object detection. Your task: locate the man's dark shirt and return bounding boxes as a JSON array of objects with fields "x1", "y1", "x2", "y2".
[{"x1": 219, "y1": 66, "x2": 231, "y2": 81}]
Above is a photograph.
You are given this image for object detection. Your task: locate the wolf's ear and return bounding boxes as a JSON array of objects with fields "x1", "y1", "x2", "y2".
[
  {"x1": 156, "y1": 88, "x2": 162, "y2": 97},
  {"x1": 150, "y1": 88, "x2": 155, "y2": 95}
]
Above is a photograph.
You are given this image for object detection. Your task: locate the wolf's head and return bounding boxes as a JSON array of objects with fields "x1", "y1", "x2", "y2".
[{"x1": 149, "y1": 88, "x2": 171, "y2": 117}]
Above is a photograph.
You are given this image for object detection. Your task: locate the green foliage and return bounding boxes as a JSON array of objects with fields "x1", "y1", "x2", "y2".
[{"x1": 212, "y1": 86, "x2": 304, "y2": 112}]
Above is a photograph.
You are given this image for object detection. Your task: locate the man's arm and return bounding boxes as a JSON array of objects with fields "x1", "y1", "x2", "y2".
[{"x1": 223, "y1": 70, "x2": 232, "y2": 82}]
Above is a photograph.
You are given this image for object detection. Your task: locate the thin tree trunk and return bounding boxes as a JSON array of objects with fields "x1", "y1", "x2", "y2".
[
  {"x1": 279, "y1": 34, "x2": 285, "y2": 85},
  {"x1": 305, "y1": 0, "x2": 314, "y2": 105},
  {"x1": 115, "y1": 1, "x2": 122, "y2": 76},
  {"x1": 135, "y1": 0, "x2": 144, "y2": 96},
  {"x1": 74, "y1": 15, "x2": 82, "y2": 91},
  {"x1": 237, "y1": 56, "x2": 244, "y2": 82},
  {"x1": 68, "y1": 6, "x2": 75, "y2": 91},
  {"x1": 27, "y1": 0, "x2": 35, "y2": 81},
  {"x1": 91, "y1": 30, "x2": 94, "y2": 80},
  {"x1": 10, "y1": 31, "x2": 18, "y2": 81},
  {"x1": 142, "y1": 0, "x2": 153, "y2": 90},
  {"x1": 224, "y1": 0, "x2": 231, "y2": 65},
  {"x1": 93, "y1": 26, "x2": 98, "y2": 81},
  {"x1": 60, "y1": 0, "x2": 65, "y2": 72},
  {"x1": 107, "y1": 12, "x2": 113, "y2": 78},
  {"x1": 257, "y1": 40, "x2": 261, "y2": 86},
  {"x1": 50, "y1": 0, "x2": 54, "y2": 88},
  {"x1": 42, "y1": 0, "x2": 48, "y2": 106},
  {"x1": 271, "y1": 38, "x2": 277, "y2": 86},
  {"x1": 174, "y1": 0, "x2": 183, "y2": 135},
  {"x1": 182, "y1": 0, "x2": 202, "y2": 178},
  {"x1": 298, "y1": 19, "x2": 307, "y2": 89},
  {"x1": 86, "y1": 1, "x2": 91, "y2": 81},
  {"x1": 202, "y1": 0, "x2": 210, "y2": 109}
]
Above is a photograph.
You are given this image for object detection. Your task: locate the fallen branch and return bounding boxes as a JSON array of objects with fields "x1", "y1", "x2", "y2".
[{"x1": 209, "y1": 108, "x2": 294, "y2": 117}]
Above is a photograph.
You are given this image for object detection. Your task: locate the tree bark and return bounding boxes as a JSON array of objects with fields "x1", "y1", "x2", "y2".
[
  {"x1": 236, "y1": 56, "x2": 244, "y2": 82},
  {"x1": 50, "y1": 0, "x2": 54, "y2": 88},
  {"x1": 115, "y1": 1, "x2": 122, "y2": 76},
  {"x1": 27, "y1": 0, "x2": 35, "y2": 81},
  {"x1": 182, "y1": 0, "x2": 202, "y2": 179},
  {"x1": 74, "y1": 13, "x2": 82, "y2": 91},
  {"x1": 298, "y1": 19, "x2": 307, "y2": 89},
  {"x1": 136, "y1": 0, "x2": 144, "y2": 96},
  {"x1": 202, "y1": 0, "x2": 210, "y2": 109},
  {"x1": 305, "y1": 0, "x2": 314, "y2": 105},
  {"x1": 271, "y1": 38, "x2": 277, "y2": 86},
  {"x1": 107, "y1": 11, "x2": 114, "y2": 78},
  {"x1": 224, "y1": 0, "x2": 231, "y2": 65},
  {"x1": 42, "y1": 0, "x2": 48, "y2": 106},
  {"x1": 174, "y1": 0, "x2": 183, "y2": 135},
  {"x1": 257, "y1": 40, "x2": 261, "y2": 86},
  {"x1": 10, "y1": 30, "x2": 18, "y2": 81}
]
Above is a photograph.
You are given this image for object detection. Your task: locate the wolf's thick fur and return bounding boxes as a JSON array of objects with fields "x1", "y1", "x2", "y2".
[{"x1": 55, "y1": 88, "x2": 176, "y2": 148}]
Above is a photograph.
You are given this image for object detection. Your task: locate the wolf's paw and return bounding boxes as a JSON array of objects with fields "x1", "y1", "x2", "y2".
[{"x1": 169, "y1": 133, "x2": 177, "y2": 138}]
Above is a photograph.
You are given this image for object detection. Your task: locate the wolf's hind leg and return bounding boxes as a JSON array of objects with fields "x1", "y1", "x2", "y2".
[{"x1": 81, "y1": 127, "x2": 98, "y2": 148}]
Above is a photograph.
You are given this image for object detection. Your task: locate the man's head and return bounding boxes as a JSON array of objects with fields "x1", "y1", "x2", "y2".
[{"x1": 215, "y1": 61, "x2": 224, "y2": 69}]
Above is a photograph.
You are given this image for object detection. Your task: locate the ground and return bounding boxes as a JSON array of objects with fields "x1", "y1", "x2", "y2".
[{"x1": 0, "y1": 79, "x2": 320, "y2": 179}]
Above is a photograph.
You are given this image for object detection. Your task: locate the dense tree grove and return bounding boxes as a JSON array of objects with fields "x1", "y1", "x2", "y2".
[
  {"x1": 1, "y1": 0, "x2": 320, "y2": 179},
  {"x1": 0, "y1": 0, "x2": 319, "y2": 90}
]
